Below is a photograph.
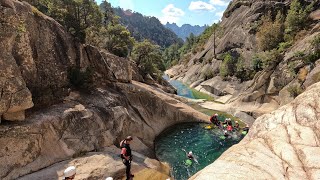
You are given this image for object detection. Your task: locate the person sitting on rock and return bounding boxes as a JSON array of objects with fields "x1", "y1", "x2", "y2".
[
  {"x1": 63, "y1": 166, "x2": 76, "y2": 180},
  {"x1": 234, "y1": 121, "x2": 240, "y2": 130},
  {"x1": 223, "y1": 118, "x2": 231, "y2": 128},
  {"x1": 121, "y1": 136, "x2": 134, "y2": 180},
  {"x1": 210, "y1": 113, "x2": 219, "y2": 126}
]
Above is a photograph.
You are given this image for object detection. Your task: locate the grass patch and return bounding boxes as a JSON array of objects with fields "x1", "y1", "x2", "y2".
[{"x1": 190, "y1": 88, "x2": 215, "y2": 101}]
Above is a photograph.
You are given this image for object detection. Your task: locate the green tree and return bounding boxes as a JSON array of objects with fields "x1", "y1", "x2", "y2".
[
  {"x1": 105, "y1": 24, "x2": 135, "y2": 57},
  {"x1": 220, "y1": 53, "x2": 235, "y2": 78},
  {"x1": 63, "y1": 0, "x2": 103, "y2": 43},
  {"x1": 100, "y1": 0, "x2": 120, "y2": 25},
  {"x1": 285, "y1": 0, "x2": 314, "y2": 39},
  {"x1": 163, "y1": 43, "x2": 182, "y2": 68},
  {"x1": 131, "y1": 40, "x2": 165, "y2": 75},
  {"x1": 256, "y1": 11, "x2": 284, "y2": 51}
]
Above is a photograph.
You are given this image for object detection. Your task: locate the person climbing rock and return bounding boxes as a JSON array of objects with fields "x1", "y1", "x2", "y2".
[
  {"x1": 63, "y1": 166, "x2": 76, "y2": 180},
  {"x1": 227, "y1": 124, "x2": 233, "y2": 132},
  {"x1": 234, "y1": 121, "x2": 240, "y2": 130},
  {"x1": 121, "y1": 136, "x2": 134, "y2": 180}
]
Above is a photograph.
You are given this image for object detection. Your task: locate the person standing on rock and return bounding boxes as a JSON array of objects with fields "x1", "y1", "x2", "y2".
[
  {"x1": 63, "y1": 166, "x2": 76, "y2": 180},
  {"x1": 121, "y1": 136, "x2": 134, "y2": 180}
]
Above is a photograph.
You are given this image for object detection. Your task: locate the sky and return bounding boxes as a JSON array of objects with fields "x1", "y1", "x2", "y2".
[{"x1": 96, "y1": 0, "x2": 232, "y2": 26}]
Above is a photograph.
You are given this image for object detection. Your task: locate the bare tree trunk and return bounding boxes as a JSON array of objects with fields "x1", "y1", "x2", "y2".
[{"x1": 213, "y1": 30, "x2": 216, "y2": 59}]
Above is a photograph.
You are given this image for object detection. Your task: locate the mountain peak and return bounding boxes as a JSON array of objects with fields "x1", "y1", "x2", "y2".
[{"x1": 165, "y1": 23, "x2": 207, "y2": 40}]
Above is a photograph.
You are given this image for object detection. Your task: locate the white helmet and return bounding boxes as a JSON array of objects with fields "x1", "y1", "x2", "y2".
[
  {"x1": 189, "y1": 151, "x2": 193, "y2": 155},
  {"x1": 105, "y1": 177, "x2": 113, "y2": 180},
  {"x1": 64, "y1": 166, "x2": 76, "y2": 178}
]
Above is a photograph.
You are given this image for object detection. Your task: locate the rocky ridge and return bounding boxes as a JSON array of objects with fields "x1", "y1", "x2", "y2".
[{"x1": 167, "y1": 0, "x2": 320, "y2": 120}]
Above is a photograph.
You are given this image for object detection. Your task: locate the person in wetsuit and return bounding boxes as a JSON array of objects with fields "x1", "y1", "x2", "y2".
[{"x1": 121, "y1": 136, "x2": 134, "y2": 180}]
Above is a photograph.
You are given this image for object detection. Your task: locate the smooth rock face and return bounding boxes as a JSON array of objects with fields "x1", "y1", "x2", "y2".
[
  {"x1": 190, "y1": 82, "x2": 320, "y2": 180},
  {"x1": 0, "y1": 1, "x2": 135, "y2": 121},
  {"x1": 18, "y1": 147, "x2": 170, "y2": 180}
]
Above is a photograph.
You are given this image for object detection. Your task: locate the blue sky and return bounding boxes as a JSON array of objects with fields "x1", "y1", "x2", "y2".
[{"x1": 96, "y1": 0, "x2": 232, "y2": 26}]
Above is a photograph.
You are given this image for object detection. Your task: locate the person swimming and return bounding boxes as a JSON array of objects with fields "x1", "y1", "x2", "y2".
[{"x1": 182, "y1": 149, "x2": 199, "y2": 164}]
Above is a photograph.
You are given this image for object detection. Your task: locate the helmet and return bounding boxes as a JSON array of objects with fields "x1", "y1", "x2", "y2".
[
  {"x1": 64, "y1": 166, "x2": 76, "y2": 178},
  {"x1": 224, "y1": 130, "x2": 227, "y2": 133},
  {"x1": 189, "y1": 151, "x2": 193, "y2": 155},
  {"x1": 235, "y1": 121, "x2": 238, "y2": 123},
  {"x1": 214, "y1": 113, "x2": 218, "y2": 116}
]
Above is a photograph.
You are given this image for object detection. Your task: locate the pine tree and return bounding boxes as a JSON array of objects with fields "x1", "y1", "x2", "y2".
[{"x1": 256, "y1": 11, "x2": 284, "y2": 51}]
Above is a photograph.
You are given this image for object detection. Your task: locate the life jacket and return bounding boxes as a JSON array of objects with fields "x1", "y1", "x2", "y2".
[
  {"x1": 227, "y1": 125, "x2": 233, "y2": 131},
  {"x1": 209, "y1": 116, "x2": 214, "y2": 122},
  {"x1": 121, "y1": 143, "x2": 132, "y2": 159}
]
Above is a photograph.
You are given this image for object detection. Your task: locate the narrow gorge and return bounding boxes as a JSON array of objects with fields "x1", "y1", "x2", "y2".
[{"x1": 1, "y1": 0, "x2": 320, "y2": 180}]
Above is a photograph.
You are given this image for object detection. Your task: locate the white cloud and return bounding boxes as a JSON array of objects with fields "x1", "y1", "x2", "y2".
[
  {"x1": 209, "y1": 0, "x2": 231, "y2": 6},
  {"x1": 119, "y1": 0, "x2": 134, "y2": 10},
  {"x1": 189, "y1": 1, "x2": 215, "y2": 12},
  {"x1": 216, "y1": 11, "x2": 224, "y2": 18},
  {"x1": 159, "y1": 4, "x2": 185, "y2": 24}
]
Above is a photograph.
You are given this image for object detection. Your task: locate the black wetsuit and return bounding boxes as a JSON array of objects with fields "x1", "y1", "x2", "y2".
[{"x1": 121, "y1": 143, "x2": 132, "y2": 180}]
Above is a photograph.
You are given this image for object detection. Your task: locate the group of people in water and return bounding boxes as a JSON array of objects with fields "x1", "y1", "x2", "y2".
[
  {"x1": 182, "y1": 114, "x2": 250, "y2": 167},
  {"x1": 209, "y1": 113, "x2": 249, "y2": 138}
]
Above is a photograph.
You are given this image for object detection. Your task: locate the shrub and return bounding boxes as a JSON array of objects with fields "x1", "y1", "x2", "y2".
[
  {"x1": 294, "y1": 51, "x2": 305, "y2": 58},
  {"x1": 311, "y1": 35, "x2": 320, "y2": 52},
  {"x1": 312, "y1": 72, "x2": 320, "y2": 83},
  {"x1": 252, "y1": 55, "x2": 263, "y2": 71},
  {"x1": 68, "y1": 67, "x2": 93, "y2": 88},
  {"x1": 278, "y1": 41, "x2": 292, "y2": 52},
  {"x1": 256, "y1": 11, "x2": 284, "y2": 51},
  {"x1": 203, "y1": 69, "x2": 214, "y2": 80},
  {"x1": 304, "y1": 51, "x2": 320, "y2": 63},
  {"x1": 219, "y1": 53, "x2": 234, "y2": 78},
  {"x1": 297, "y1": 67, "x2": 308, "y2": 82},
  {"x1": 285, "y1": 0, "x2": 314, "y2": 39},
  {"x1": 287, "y1": 85, "x2": 303, "y2": 98},
  {"x1": 257, "y1": 50, "x2": 282, "y2": 68}
]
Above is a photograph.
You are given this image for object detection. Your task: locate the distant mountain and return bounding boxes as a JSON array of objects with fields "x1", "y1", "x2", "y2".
[
  {"x1": 165, "y1": 23, "x2": 208, "y2": 40},
  {"x1": 112, "y1": 8, "x2": 183, "y2": 48}
]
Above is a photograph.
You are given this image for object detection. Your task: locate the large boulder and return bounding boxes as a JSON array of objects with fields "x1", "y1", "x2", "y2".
[
  {"x1": 18, "y1": 147, "x2": 170, "y2": 180},
  {"x1": 0, "y1": 1, "x2": 135, "y2": 121},
  {"x1": 0, "y1": 81, "x2": 209, "y2": 180},
  {"x1": 190, "y1": 82, "x2": 320, "y2": 180}
]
